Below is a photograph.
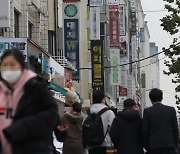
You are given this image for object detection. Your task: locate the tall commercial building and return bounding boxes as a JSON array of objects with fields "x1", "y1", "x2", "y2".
[{"x1": 0, "y1": 0, "x2": 160, "y2": 111}]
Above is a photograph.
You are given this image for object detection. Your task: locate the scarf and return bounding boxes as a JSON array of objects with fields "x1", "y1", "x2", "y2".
[{"x1": 0, "y1": 69, "x2": 36, "y2": 154}]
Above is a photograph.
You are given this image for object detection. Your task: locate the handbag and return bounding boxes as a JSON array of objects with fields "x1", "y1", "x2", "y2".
[{"x1": 106, "y1": 147, "x2": 117, "y2": 154}]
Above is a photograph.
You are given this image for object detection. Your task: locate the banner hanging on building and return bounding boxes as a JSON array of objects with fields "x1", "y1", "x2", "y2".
[
  {"x1": 90, "y1": 7, "x2": 100, "y2": 40},
  {"x1": 119, "y1": 4, "x2": 126, "y2": 36},
  {"x1": 91, "y1": 40, "x2": 104, "y2": 92},
  {"x1": 109, "y1": 5, "x2": 120, "y2": 48},
  {"x1": 110, "y1": 48, "x2": 120, "y2": 85},
  {"x1": 0, "y1": 0, "x2": 10, "y2": 27},
  {"x1": 64, "y1": 19, "x2": 80, "y2": 80},
  {"x1": 0, "y1": 38, "x2": 27, "y2": 61}
]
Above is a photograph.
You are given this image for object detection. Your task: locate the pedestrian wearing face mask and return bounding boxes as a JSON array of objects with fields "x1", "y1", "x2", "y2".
[{"x1": 0, "y1": 48, "x2": 58, "y2": 154}]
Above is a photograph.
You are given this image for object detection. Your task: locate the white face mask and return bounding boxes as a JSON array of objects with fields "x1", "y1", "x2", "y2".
[{"x1": 1, "y1": 70, "x2": 22, "y2": 84}]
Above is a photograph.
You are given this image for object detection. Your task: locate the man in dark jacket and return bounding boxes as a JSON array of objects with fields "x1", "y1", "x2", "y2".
[
  {"x1": 143, "y1": 88, "x2": 179, "y2": 154},
  {"x1": 110, "y1": 98, "x2": 144, "y2": 154}
]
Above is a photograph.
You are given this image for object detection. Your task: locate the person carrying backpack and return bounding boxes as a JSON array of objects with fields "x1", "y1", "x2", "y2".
[{"x1": 83, "y1": 91, "x2": 115, "y2": 154}]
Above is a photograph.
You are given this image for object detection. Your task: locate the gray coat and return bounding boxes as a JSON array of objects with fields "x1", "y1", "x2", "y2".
[{"x1": 61, "y1": 111, "x2": 86, "y2": 154}]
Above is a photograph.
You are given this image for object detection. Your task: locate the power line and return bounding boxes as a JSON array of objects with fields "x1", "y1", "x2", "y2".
[
  {"x1": 120, "y1": 56, "x2": 166, "y2": 72},
  {"x1": 78, "y1": 41, "x2": 179, "y2": 70}
]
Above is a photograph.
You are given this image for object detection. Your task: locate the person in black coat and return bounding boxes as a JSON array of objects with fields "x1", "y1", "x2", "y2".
[
  {"x1": 110, "y1": 98, "x2": 144, "y2": 154},
  {"x1": 142, "y1": 88, "x2": 179, "y2": 154},
  {"x1": 0, "y1": 49, "x2": 58, "y2": 154}
]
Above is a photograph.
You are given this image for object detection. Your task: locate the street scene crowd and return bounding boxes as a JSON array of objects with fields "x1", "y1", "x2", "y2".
[{"x1": 0, "y1": 49, "x2": 179, "y2": 154}]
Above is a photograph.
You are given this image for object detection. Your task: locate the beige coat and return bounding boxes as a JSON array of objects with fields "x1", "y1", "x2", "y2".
[{"x1": 61, "y1": 111, "x2": 86, "y2": 154}]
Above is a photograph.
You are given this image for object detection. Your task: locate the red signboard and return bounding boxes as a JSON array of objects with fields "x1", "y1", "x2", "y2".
[
  {"x1": 119, "y1": 86, "x2": 127, "y2": 96},
  {"x1": 63, "y1": 0, "x2": 80, "y2": 2},
  {"x1": 109, "y1": 5, "x2": 120, "y2": 48}
]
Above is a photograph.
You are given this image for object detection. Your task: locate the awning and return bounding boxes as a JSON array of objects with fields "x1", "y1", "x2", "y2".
[{"x1": 48, "y1": 82, "x2": 67, "y2": 96}]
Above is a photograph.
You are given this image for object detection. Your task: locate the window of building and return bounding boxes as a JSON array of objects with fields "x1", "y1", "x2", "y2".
[
  {"x1": 14, "y1": 10, "x2": 19, "y2": 38},
  {"x1": 0, "y1": 28, "x2": 4, "y2": 36},
  {"x1": 28, "y1": 22, "x2": 33, "y2": 39},
  {"x1": 48, "y1": 30, "x2": 54, "y2": 55}
]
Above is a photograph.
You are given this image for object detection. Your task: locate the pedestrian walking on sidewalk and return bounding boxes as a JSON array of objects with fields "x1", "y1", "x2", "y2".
[
  {"x1": 61, "y1": 102, "x2": 86, "y2": 154},
  {"x1": 83, "y1": 91, "x2": 115, "y2": 154},
  {"x1": 142, "y1": 88, "x2": 179, "y2": 154},
  {"x1": 110, "y1": 98, "x2": 144, "y2": 154},
  {"x1": 0, "y1": 48, "x2": 58, "y2": 154}
]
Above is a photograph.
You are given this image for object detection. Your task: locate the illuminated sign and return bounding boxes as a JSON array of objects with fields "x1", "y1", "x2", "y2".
[{"x1": 91, "y1": 40, "x2": 104, "y2": 92}]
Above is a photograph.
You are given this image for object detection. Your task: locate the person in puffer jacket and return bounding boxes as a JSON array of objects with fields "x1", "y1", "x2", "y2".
[
  {"x1": 0, "y1": 48, "x2": 58, "y2": 154},
  {"x1": 110, "y1": 98, "x2": 144, "y2": 154}
]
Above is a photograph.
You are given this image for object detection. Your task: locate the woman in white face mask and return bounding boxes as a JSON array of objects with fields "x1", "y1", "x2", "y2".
[{"x1": 0, "y1": 48, "x2": 58, "y2": 154}]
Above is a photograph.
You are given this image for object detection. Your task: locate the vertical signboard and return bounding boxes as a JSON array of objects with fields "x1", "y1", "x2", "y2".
[
  {"x1": 90, "y1": 0, "x2": 103, "y2": 6},
  {"x1": 131, "y1": 12, "x2": 136, "y2": 35},
  {"x1": 109, "y1": 5, "x2": 120, "y2": 48},
  {"x1": 120, "y1": 57, "x2": 128, "y2": 88},
  {"x1": 130, "y1": 0, "x2": 136, "y2": 11},
  {"x1": 90, "y1": 7, "x2": 100, "y2": 40},
  {"x1": 0, "y1": 0, "x2": 10, "y2": 27},
  {"x1": 0, "y1": 38, "x2": 27, "y2": 61},
  {"x1": 91, "y1": 40, "x2": 104, "y2": 92},
  {"x1": 110, "y1": 48, "x2": 120, "y2": 85},
  {"x1": 140, "y1": 28, "x2": 145, "y2": 42},
  {"x1": 64, "y1": 19, "x2": 79, "y2": 80},
  {"x1": 119, "y1": 4, "x2": 126, "y2": 36},
  {"x1": 131, "y1": 35, "x2": 137, "y2": 62}
]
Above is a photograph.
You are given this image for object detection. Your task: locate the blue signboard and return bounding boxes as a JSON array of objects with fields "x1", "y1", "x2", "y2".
[{"x1": 64, "y1": 19, "x2": 79, "y2": 80}]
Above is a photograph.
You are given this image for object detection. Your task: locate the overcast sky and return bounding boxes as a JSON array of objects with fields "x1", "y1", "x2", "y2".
[{"x1": 141, "y1": 0, "x2": 179, "y2": 109}]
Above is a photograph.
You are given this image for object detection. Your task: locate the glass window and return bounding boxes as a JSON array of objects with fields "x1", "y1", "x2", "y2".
[
  {"x1": 14, "y1": 10, "x2": 19, "y2": 38},
  {"x1": 28, "y1": 22, "x2": 33, "y2": 39}
]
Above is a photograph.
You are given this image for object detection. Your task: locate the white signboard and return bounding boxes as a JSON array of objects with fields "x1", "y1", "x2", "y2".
[
  {"x1": 110, "y1": 48, "x2": 120, "y2": 85},
  {"x1": 108, "y1": 0, "x2": 119, "y2": 5},
  {"x1": 90, "y1": 7, "x2": 100, "y2": 40},
  {"x1": 90, "y1": 0, "x2": 103, "y2": 6},
  {"x1": 120, "y1": 57, "x2": 128, "y2": 88},
  {"x1": 0, "y1": 38, "x2": 28, "y2": 61},
  {"x1": 119, "y1": 4, "x2": 126, "y2": 36},
  {"x1": 0, "y1": 0, "x2": 10, "y2": 27},
  {"x1": 130, "y1": 0, "x2": 136, "y2": 11},
  {"x1": 131, "y1": 35, "x2": 137, "y2": 62}
]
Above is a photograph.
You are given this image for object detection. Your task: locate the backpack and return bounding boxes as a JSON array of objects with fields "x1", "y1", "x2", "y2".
[{"x1": 82, "y1": 107, "x2": 110, "y2": 146}]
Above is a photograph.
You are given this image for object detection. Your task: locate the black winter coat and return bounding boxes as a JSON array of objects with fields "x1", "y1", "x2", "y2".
[
  {"x1": 110, "y1": 109, "x2": 144, "y2": 154},
  {"x1": 1, "y1": 77, "x2": 58, "y2": 154}
]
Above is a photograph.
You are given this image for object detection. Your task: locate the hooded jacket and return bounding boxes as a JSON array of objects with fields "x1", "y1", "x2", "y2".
[
  {"x1": 61, "y1": 111, "x2": 85, "y2": 154},
  {"x1": 110, "y1": 109, "x2": 144, "y2": 154},
  {"x1": 89, "y1": 104, "x2": 115, "y2": 149}
]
